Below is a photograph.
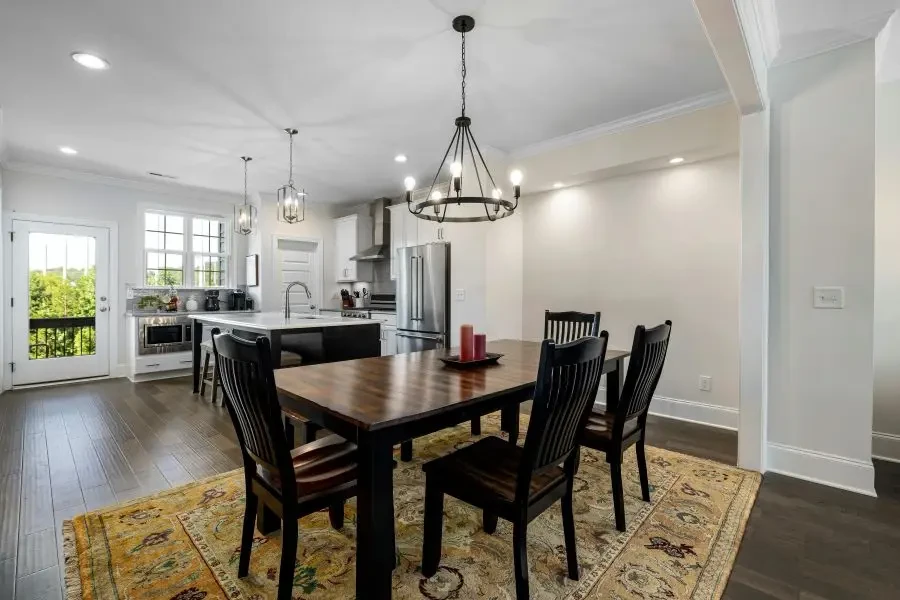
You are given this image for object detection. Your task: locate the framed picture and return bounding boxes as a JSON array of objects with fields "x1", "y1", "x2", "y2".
[{"x1": 246, "y1": 254, "x2": 259, "y2": 287}]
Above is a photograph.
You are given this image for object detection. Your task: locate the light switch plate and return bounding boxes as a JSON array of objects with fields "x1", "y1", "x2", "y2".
[
  {"x1": 455, "y1": 288, "x2": 466, "y2": 301},
  {"x1": 813, "y1": 286, "x2": 845, "y2": 309}
]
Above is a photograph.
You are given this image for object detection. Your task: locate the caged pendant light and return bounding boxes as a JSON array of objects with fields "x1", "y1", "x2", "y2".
[
  {"x1": 233, "y1": 156, "x2": 257, "y2": 235},
  {"x1": 277, "y1": 128, "x2": 306, "y2": 223},
  {"x1": 403, "y1": 15, "x2": 522, "y2": 223}
]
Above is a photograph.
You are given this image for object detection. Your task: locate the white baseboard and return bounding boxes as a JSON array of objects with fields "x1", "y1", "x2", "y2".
[
  {"x1": 767, "y1": 442, "x2": 877, "y2": 497},
  {"x1": 595, "y1": 388, "x2": 739, "y2": 431},
  {"x1": 872, "y1": 431, "x2": 900, "y2": 464}
]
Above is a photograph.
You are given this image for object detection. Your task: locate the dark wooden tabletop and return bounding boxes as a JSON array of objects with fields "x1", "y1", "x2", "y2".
[{"x1": 274, "y1": 339, "x2": 629, "y2": 432}]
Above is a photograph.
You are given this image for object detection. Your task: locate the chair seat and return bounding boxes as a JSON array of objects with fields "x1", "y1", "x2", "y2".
[
  {"x1": 581, "y1": 410, "x2": 640, "y2": 448},
  {"x1": 257, "y1": 434, "x2": 357, "y2": 497},
  {"x1": 423, "y1": 436, "x2": 566, "y2": 505}
]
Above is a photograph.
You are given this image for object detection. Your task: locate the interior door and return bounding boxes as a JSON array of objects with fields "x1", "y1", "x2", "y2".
[
  {"x1": 10, "y1": 220, "x2": 110, "y2": 385},
  {"x1": 275, "y1": 237, "x2": 320, "y2": 314}
]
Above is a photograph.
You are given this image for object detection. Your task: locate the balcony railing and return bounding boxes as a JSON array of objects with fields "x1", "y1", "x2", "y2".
[{"x1": 29, "y1": 316, "x2": 96, "y2": 359}]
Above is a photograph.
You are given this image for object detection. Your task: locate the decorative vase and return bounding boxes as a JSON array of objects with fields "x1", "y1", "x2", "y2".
[{"x1": 185, "y1": 295, "x2": 199, "y2": 312}]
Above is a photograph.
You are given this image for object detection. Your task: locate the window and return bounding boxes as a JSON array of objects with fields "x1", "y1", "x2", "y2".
[{"x1": 143, "y1": 211, "x2": 230, "y2": 287}]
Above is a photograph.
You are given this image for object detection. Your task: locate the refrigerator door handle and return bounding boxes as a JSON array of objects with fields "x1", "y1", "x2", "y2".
[
  {"x1": 409, "y1": 254, "x2": 418, "y2": 321},
  {"x1": 396, "y1": 331, "x2": 445, "y2": 345},
  {"x1": 418, "y1": 256, "x2": 425, "y2": 323}
]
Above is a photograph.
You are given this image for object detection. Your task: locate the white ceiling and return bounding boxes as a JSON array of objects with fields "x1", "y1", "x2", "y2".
[
  {"x1": 764, "y1": 0, "x2": 898, "y2": 66},
  {"x1": 0, "y1": 0, "x2": 727, "y2": 204}
]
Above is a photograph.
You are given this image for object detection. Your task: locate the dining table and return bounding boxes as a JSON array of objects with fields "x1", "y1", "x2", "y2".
[{"x1": 272, "y1": 338, "x2": 630, "y2": 600}]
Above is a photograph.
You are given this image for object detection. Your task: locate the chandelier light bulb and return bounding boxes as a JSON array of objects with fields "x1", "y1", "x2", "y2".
[
  {"x1": 431, "y1": 190, "x2": 443, "y2": 200},
  {"x1": 450, "y1": 161, "x2": 462, "y2": 178},
  {"x1": 491, "y1": 188, "x2": 502, "y2": 199},
  {"x1": 509, "y1": 169, "x2": 523, "y2": 186},
  {"x1": 404, "y1": 176, "x2": 416, "y2": 191}
]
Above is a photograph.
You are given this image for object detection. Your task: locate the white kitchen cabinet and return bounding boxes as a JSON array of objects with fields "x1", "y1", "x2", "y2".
[
  {"x1": 387, "y1": 203, "x2": 420, "y2": 280},
  {"x1": 334, "y1": 214, "x2": 373, "y2": 283}
]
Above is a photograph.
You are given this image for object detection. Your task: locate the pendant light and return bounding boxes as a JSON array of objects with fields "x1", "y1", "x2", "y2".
[
  {"x1": 404, "y1": 15, "x2": 522, "y2": 223},
  {"x1": 277, "y1": 128, "x2": 306, "y2": 223},
  {"x1": 234, "y1": 156, "x2": 257, "y2": 235}
]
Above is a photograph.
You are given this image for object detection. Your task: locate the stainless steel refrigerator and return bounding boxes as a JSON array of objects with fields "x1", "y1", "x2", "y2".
[{"x1": 396, "y1": 242, "x2": 450, "y2": 353}]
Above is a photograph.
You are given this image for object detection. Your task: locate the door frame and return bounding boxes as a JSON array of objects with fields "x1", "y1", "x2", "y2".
[
  {"x1": 2, "y1": 212, "x2": 119, "y2": 389},
  {"x1": 271, "y1": 234, "x2": 325, "y2": 312}
]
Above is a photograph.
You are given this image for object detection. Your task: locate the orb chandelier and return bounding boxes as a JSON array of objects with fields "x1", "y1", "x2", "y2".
[
  {"x1": 233, "y1": 156, "x2": 257, "y2": 235},
  {"x1": 277, "y1": 128, "x2": 306, "y2": 224},
  {"x1": 403, "y1": 15, "x2": 522, "y2": 223}
]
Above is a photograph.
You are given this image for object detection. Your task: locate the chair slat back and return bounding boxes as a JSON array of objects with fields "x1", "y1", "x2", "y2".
[
  {"x1": 544, "y1": 310, "x2": 601, "y2": 344},
  {"x1": 518, "y1": 334, "x2": 609, "y2": 497},
  {"x1": 617, "y1": 321, "x2": 672, "y2": 423},
  {"x1": 211, "y1": 329, "x2": 292, "y2": 484}
]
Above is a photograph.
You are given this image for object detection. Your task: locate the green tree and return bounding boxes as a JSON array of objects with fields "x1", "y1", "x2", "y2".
[{"x1": 28, "y1": 267, "x2": 96, "y2": 359}]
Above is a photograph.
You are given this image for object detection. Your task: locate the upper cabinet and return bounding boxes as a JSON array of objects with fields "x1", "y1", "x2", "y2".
[
  {"x1": 388, "y1": 203, "x2": 417, "y2": 280},
  {"x1": 334, "y1": 214, "x2": 373, "y2": 282}
]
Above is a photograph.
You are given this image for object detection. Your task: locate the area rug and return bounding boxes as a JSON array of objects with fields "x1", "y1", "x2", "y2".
[{"x1": 64, "y1": 415, "x2": 759, "y2": 600}]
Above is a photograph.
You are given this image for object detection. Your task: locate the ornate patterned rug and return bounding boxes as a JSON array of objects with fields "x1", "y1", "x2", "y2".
[{"x1": 64, "y1": 415, "x2": 759, "y2": 600}]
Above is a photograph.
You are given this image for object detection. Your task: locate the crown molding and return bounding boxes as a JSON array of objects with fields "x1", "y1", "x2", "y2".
[
  {"x1": 1, "y1": 160, "x2": 241, "y2": 204},
  {"x1": 509, "y1": 90, "x2": 733, "y2": 160},
  {"x1": 737, "y1": 0, "x2": 781, "y2": 67}
]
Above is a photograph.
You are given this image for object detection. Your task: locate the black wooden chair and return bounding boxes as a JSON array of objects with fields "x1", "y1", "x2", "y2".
[
  {"x1": 466, "y1": 309, "x2": 602, "y2": 441},
  {"x1": 422, "y1": 333, "x2": 610, "y2": 599},
  {"x1": 579, "y1": 320, "x2": 672, "y2": 532},
  {"x1": 210, "y1": 328, "x2": 358, "y2": 600},
  {"x1": 544, "y1": 310, "x2": 601, "y2": 342}
]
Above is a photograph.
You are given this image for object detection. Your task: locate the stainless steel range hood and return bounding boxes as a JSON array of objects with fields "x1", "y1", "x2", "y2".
[{"x1": 350, "y1": 198, "x2": 391, "y2": 261}]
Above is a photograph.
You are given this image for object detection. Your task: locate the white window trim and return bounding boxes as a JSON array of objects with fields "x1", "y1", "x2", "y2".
[{"x1": 141, "y1": 208, "x2": 233, "y2": 289}]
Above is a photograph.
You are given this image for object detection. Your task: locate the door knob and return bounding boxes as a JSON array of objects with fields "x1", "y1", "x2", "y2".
[{"x1": 99, "y1": 306, "x2": 108, "y2": 312}]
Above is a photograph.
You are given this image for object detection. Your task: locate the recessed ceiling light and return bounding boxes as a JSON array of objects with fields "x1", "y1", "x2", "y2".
[
  {"x1": 59, "y1": 146, "x2": 78, "y2": 155},
  {"x1": 394, "y1": 154, "x2": 408, "y2": 163},
  {"x1": 669, "y1": 157, "x2": 685, "y2": 164},
  {"x1": 553, "y1": 182, "x2": 564, "y2": 189},
  {"x1": 71, "y1": 52, "x2": 110, "y2": 70}
]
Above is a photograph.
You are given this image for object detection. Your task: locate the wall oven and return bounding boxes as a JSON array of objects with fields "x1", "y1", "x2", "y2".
[{"x1": 138, "y1": 315, "x2": 192, "y2": 355}]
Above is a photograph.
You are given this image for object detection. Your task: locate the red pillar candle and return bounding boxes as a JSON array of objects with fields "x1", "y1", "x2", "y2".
[
  {"x1": 474, "y1": 334, "x2": 487, "y2": 360},
  {"x1": 460, "y1": 324, "x2": 475, "y2": 361}
]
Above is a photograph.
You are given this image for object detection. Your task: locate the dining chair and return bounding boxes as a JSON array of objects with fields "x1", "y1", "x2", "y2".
[
  {"x1": 467, "y1": 309, "x2": 602, "y2": 440},
  {"x1": 544, "y1": 309, "x2": 602, "y2": 342},
  {"x1": 210, "y1": 328, "x2": 358, "y2": 600},
  {"x1": 579, "y1": 320, "x2": 672, "y2": 532},
  {"x1": 422, "y1": 333, "x2": 610, "y2": 599}
]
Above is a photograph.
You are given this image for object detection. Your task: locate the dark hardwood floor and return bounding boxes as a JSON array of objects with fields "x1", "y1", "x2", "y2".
[{"x1": 0, "y1": 378, "x2": 897, "y2": 599}]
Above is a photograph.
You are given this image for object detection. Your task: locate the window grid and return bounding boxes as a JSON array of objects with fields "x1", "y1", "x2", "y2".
[{"x1": 143, "y1": 211, "x2": 230, "y2": 288}]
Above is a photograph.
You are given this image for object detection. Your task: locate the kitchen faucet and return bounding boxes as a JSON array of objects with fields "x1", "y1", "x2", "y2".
[{"x1": 284, "y1": 281, "x2": 314, "y2": 318}]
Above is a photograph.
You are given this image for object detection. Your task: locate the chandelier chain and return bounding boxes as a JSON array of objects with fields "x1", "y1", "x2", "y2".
[
  {"x1": 460, "y1": 29, "x2": 467, "y2": 116},
  {"x1": 287, "y1": 131, "x2": 294, "y2": 186},
  {"x1": 243, "y1": 159, "x2": 248, "y2": 204}
]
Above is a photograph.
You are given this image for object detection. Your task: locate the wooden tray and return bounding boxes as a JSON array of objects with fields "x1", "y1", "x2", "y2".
[{"x1": 439, "y1": 352, "x2": 504, "y2": 368}]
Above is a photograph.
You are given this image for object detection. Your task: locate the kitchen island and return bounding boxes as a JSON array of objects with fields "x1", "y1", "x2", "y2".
[{"x1": 190, "y1": 312, "x2": 381, "y2": 393}]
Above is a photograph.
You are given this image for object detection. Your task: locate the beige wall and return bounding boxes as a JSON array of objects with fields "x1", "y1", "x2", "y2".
[
  {"x1": 521, "y1": 155, "x2": 741, "y2": 414},
  {"x1": 766, "y1": 42, "x2": 876, "y2": 494},
  {"x1": 874, "y1": 80, "x2": 900, "y2": 460}
]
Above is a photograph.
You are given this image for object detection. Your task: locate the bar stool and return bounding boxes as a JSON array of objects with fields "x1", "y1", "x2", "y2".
[{"x1": 199, "y1": 339, "x2": 220, "y2": 404}]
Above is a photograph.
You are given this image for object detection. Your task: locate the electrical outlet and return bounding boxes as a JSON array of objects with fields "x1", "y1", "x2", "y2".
[
  {"x1": 699, "y1": 376, "x2": 712, "y2": 392},
  {"x1": 455, "y1": 288, "x2": 466, "y2": 301}
]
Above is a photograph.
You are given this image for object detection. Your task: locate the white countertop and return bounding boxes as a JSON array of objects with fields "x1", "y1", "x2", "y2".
[{"x1": 190, "y1": 311, "x2": 378, "y2": 332}]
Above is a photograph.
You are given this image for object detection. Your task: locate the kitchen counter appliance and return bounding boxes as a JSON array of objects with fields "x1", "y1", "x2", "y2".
[
  {"x1": 229, "y1": 289, "x2": 247, "y2": 310},
  {"x1": 204, "y1": 289, "x2": 220, "y2": 311},
  {"x1": 396, "y1": 243, "x2": 449, "y2": 353},
  {"x1": 138, "y1": 315, "x2": 192, "y2": 355}
]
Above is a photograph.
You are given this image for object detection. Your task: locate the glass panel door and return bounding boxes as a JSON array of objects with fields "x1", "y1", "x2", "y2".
[{"x1": 11, "y1": 220, "x2": 110, "y2": 385}]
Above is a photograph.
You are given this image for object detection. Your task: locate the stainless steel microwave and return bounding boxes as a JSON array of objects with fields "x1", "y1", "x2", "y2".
[{"x1": 138, "y1": 315, "x2": 192, "y2": 355}]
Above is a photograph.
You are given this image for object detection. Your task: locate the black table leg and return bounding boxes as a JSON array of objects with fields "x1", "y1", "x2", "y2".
[
  {"x1": 606, "y1": 356, "x2": 625, "y2": 413},
  {"x1": 356, "y1": 433, "x2": 396, "y2": 600},
  {"x1": 192, "y1": 319, "x2": 203, "y2": 393},
  {"x1": 501, "y1": 404, "x2": 520, "y2": 445},
  {"x1": 256, "y1": 503, "x2": 281, "y2": 535}
]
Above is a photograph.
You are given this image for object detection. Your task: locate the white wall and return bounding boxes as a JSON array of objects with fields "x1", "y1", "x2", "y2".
[
  {"x1": 0, "y1": 166, "x2": 247, "y2": 376},
  {"x1": 521, "y1": 156, "x2": 741, "y2": 422},
  {"x1": 874, "y1": 80, "x2": 900, "y2": 461},
  {"x1": 766, "y1": 42, "x2": 877, "y2": 494}
]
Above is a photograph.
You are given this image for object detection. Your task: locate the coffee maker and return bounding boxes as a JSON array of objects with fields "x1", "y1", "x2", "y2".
[
  {"x1": 229, "y1": 289, "x2": 247, "y2": 310},
  {"x1": 204, "y1": 290, "x2": 220, "y2": 311}
]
